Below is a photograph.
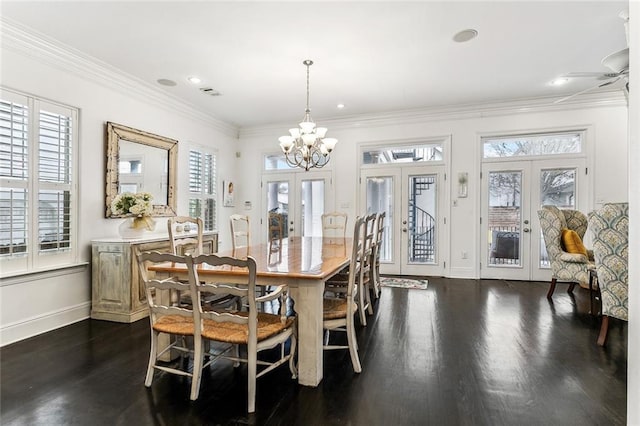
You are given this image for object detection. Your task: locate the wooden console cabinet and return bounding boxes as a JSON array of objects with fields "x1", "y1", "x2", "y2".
[{"x1": 91, "y1": 232, "x2": 218, "y2": 323}]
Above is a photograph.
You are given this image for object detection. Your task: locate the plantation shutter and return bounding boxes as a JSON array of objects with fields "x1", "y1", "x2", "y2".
[
  {"x1": 0, "y1": 97, "x2": 29, "y2": 256},
  {"x1": 188, "y1": 148, "x2": 217, "y2": 231},
  {"x1": 0, "y1": 88, "x2": 78, "y2": 274}
]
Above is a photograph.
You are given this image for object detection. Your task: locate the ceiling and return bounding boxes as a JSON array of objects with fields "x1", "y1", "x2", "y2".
[{"x1": 1, "y1": 1, "x2": 630, "y2": 128}]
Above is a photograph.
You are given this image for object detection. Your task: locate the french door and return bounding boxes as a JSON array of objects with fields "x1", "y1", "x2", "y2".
[
  {"x1": 261, "y1": 171, "x2": 332, "y2": 242},
  {"x1": 480, "y1": 158, "x2": 587, "y2": 280},
  {"x1": 361, "y1": 165, "x2": 447, "y2": 276}
]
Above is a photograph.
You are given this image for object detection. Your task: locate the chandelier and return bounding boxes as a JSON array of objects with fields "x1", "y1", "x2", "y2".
[{"x1": 278, "y1": 60, "x2": 337, "y2": 171}]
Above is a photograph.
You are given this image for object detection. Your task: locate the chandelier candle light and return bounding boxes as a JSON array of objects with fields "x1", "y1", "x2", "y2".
[{"x1": 278, "y1": 60, "x2": 337, "y2": 171}]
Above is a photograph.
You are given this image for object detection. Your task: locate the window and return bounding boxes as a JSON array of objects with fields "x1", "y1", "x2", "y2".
[
  {"x1": 483, "y1": 132, "x2": 582, "y2": 159},
  {"x1": 362, "y1": 142, "x2": 444, "y2": 165},
  {"x1": 0, "y1": 89, "x2": 78, "y2": 275},
  {"x1": 188, "y1": 147, "x2": 217, "y2": 231}
]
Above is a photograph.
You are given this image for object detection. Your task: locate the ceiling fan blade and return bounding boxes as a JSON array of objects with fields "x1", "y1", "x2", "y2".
[
  {"x1": 554, "y1": 77, "x2": 622, "y2": 104},
  {"x1": 561, "y1": 72, "x2": 609, "y2": 78},
  {"x1": 598, "y1": 77, "x2": 621, "y2": 88},
  {"x1": 553, "y1": 82, "x2": 605, "y2": 104}
]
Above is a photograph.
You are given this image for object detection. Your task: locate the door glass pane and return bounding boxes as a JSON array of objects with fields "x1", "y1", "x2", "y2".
[
  {"x1": 408, "y1": 174, "x2": 437, "y2": 264},
  {"x1": 366, "y1": 176, "x2": 392, "y2": 262},
  {"x1": 300, "y1": 179, "x2": 324, "y2": 237},
  {"x1": 487, "y1": 171, "x2": 521, "y2": 266},
  {"x1": 266, "y1": 181, "x2": 289, "y2": 238},
  {"x1": 539, "y1": 168, "x2": 576, "y2": 268}
]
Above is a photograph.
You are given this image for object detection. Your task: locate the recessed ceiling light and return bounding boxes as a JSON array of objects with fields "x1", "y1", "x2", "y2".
[
  {"x1": 157, "y1": 78, "x2": 177, "y2": 87},
  {"x1": 337, "y1": 104, "x2": 345, "y2": 109},
  {"x1": 453, "y1": 29, "x2": 478, "y2": 43},
  {"x1": 550, "y1": 77, "x2": 569, "y2": 86},
  {"x1": 187, "y1": 76, "x2": 202, "y2": 84}
]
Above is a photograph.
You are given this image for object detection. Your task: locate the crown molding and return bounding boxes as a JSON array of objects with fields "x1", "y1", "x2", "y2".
[
  {"x1": 240, "y1": 89, "x2": 627, "y2": 138},
  {"x1": 2, "y1": 17, "x2": 625, "y2": 141},
  {"x1": 0, "y1": 17, "x2": 239, "y2": 138}
]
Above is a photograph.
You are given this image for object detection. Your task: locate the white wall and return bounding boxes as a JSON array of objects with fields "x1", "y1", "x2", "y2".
[
  {"x1": 626, "y1": 2, "x2": 638, "y2": 424},
  {"x1": 239, "y1": 101, "x2": 628, "y2": 279},
  {"x1": 0, "y1": 39, "x2": 239, "y2": 346}
]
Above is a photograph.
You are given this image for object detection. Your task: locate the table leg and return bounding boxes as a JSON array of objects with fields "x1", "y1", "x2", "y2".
[{"x1": 288, "y1": 279, "x2": 324, "y2": 387}]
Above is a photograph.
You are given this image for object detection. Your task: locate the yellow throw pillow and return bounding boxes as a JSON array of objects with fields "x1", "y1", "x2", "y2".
[{"x1": 561, "y1": 228, "x2": 588, "y2": 256}]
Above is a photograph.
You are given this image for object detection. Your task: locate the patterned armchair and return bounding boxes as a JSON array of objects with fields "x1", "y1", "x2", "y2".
[
  {"x1": 588, "y1": 203, "x2": 628, "y2": 346},
  {"x1": 537, "y1": 205, "x2": 595, "y2": 298}
]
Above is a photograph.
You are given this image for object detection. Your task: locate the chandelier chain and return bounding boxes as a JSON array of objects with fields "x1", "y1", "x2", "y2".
[
  {"x1": 278, "y1": 59, "x2": 337, "y2": 171},
  {"x1": 305, "y1": 61, "x2": 311, "y2": 113}
]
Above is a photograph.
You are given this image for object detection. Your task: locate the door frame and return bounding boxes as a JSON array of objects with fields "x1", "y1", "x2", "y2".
[
  {"x1": 357, "y1": 136, "x2": 451, "y2": 277},
  {"x1": 476, "y1": 126, "x2": 594, "y2": 280}
]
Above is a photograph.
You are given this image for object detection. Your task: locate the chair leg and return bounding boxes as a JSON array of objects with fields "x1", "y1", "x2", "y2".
[
  {"x1": 567, "y1": 282, "x2": 576, "y2": 293},
  {"x1": 365, "y1": 283, "x2": 374, "y2": 315},
  {"x1": 289, "y1": 330, "x2": 298, "y2": 379},
  {"x1": 358, "y1": 286, "x2": 367, "y2": 326},
  {"x1": 190, "y1": 337, "x2": 204, "y2": 401},
  {"x1": 233, "y1": 344, "x2": 240, "y2": 367},
  {"x1": 346, "y1": 316, "x2": 362, "y2": 373},
  {"x1": 546, "y1": 278, "x2": 557, "y2": 299},
  {"x1": 597, "y1": 315, "x2": 610, "y2": 346},
  {"x1": 356, "y1": 272, "x2": 367, "y2": 326},
  {"x1": 145, "y1": 329, "x2": 159, "y2": 387},
  {"x1": 247, "y1": 341, "x2": 257, "y2": 414},
  {"x1": 374, "y1": 265, "x2": 382, "y2": 298}
]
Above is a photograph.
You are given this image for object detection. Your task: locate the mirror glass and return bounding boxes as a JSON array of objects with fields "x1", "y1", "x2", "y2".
[
  {"x1": 118, "y1": 140, "x2": 169, "y2": 204},
  {"x1": 105, "y1": 122, "x2": 177, "y2": 218}
]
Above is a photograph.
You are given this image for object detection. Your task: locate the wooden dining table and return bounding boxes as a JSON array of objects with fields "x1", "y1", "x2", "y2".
[{"x1": 148, "y1": 236, "x2": 352, "y2": 387}]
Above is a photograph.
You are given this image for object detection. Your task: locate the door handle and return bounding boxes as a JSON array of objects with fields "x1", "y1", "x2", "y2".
[
  {"x1": 402, "y1": 228, "x2": 407, "y2": 233},
  {"x1": 402, "y1": 220, "x2": 407, "y2": 225},
  {"x1": 523, "y1": 228, "x2": 530, "y2": 233}
]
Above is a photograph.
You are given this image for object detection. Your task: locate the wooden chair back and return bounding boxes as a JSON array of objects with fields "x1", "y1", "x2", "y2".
[
  {"x1": 167, "y1": 216, "x2": 203, "y2": 256},
  {"x1": 230, "y1": 214, "x2": 250, "y2": 251},
  {"x1": 322, "y1": 211, "x2": 348, "y2": 238}
]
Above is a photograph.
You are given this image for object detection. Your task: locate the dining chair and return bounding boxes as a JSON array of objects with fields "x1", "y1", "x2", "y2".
[
  {"x1": 230, "y1": 214, "x2": 251, "y2": 251},
  {"x1": 167, "y1": 216, "x2": 241, "y2": 310},
  {"x1": 321, "y1": 211, "x2": 348, "y2": 238},
  {"x1": 355, "y1": 213, "x2": 376, "y2": 324},
  {"x1": 186, "y1": 253, "x2": 297, "y2": 413},
  {"x1": 537, "y1": 205, "x2": 595, "y2": 298},
  {"x1": 168, "y1": 216, "x2": 203, "y2": 255},
  {"x1": 322, "y1": 215, "x2": 363, "y2": 374},
  {"x1": 268, "y1": 211, "x2": 285, "y2": 252},
  {"x1": 589, "y1": 203, "x2": 629, "y2": 346},
  {"x1": 136, "y1": 251, "x2": 202, "y2": 399},
  {"x1": 371, "y1": 211, "x2": 386, "y2": 299}
]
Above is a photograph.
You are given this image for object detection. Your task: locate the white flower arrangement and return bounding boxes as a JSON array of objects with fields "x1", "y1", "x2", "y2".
[{"x1": 111, "y1": 192, "x2": 153, "y2": 217}]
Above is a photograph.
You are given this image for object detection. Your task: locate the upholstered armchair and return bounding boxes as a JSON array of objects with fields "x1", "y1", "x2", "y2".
[
  {"x1": 537, "y1": 205, "x2": 595, "y2": 298},
  {"x1": 588, "y1": 203, "x2": 629, "y2": 346}
]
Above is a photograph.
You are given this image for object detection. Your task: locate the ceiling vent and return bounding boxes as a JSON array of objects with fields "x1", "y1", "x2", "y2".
[{"x1": 199, "y1": 87, "x2": 221, "y2": 96}]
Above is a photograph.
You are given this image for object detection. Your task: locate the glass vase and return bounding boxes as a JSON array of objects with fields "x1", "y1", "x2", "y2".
[{"x1": 118, "y1": 216, "x2": 155, "y2": 239}]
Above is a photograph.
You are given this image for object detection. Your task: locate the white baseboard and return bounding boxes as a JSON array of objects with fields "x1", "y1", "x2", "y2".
[{"x1": 0, "y1": 302, "x2": 91, "y2": 347}]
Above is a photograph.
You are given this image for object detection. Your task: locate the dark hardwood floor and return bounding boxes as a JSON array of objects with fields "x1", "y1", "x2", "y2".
[{"x1": 1, "y1": 278, "x2": 627, "y2": 425}]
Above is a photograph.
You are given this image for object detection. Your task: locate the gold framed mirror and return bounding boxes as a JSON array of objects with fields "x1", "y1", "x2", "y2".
[{"x1": 105, "y1": 122, "x2": 178, "y2": 218}]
